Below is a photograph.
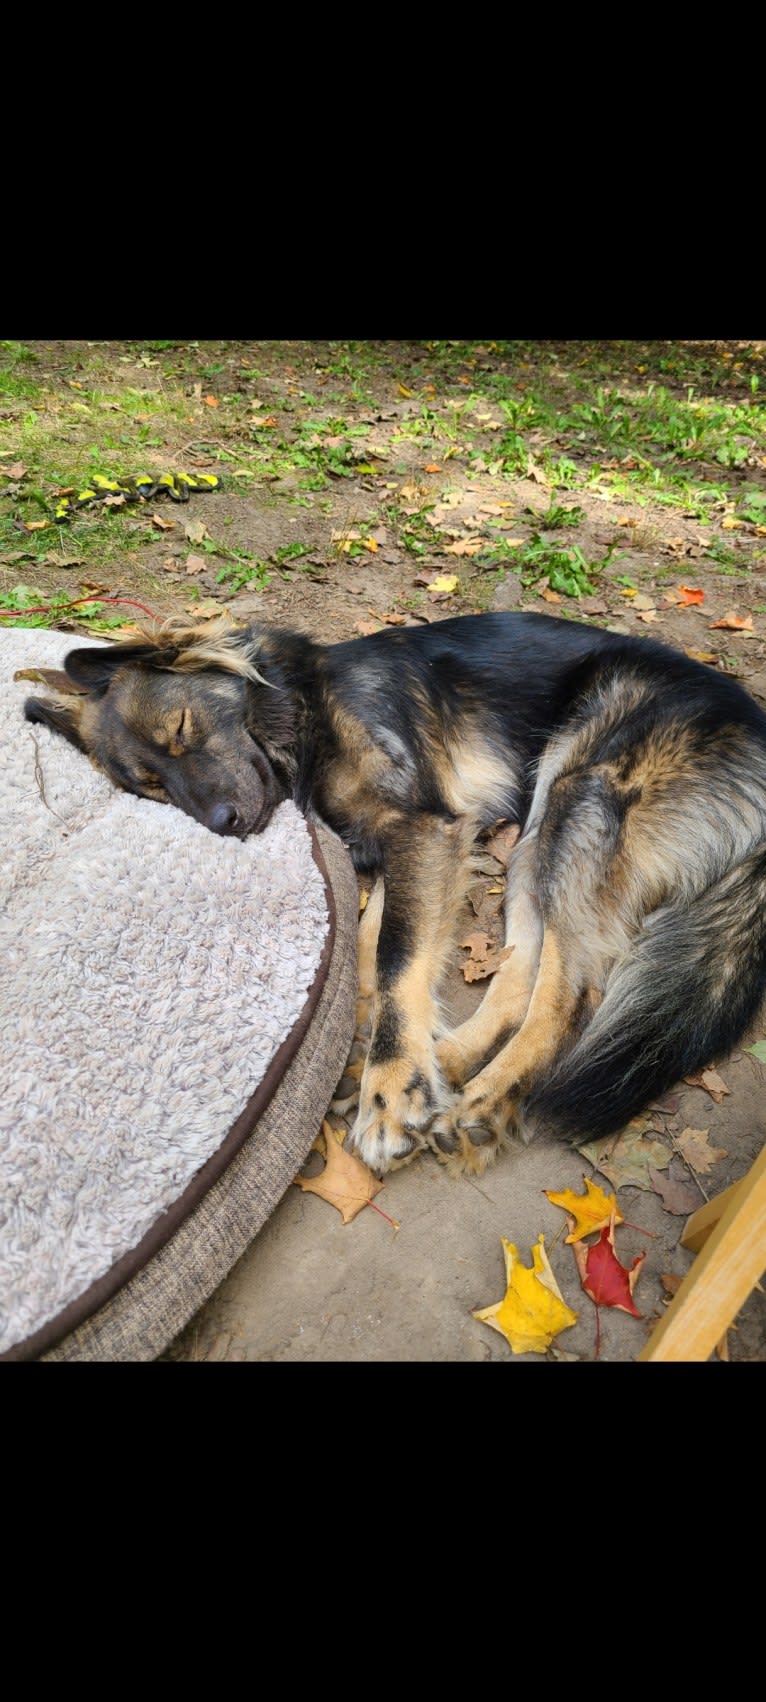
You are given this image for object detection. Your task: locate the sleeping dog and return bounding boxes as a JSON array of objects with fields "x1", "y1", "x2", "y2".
[{"x1": 25, "y1": 610, "x2": 766, "y2": 1176}]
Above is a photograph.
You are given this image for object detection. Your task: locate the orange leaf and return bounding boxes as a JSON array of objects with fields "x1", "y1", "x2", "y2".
[
  {"x1": 678, "y1": 584, "x2": 704, "y2": 605},
  {"x1": 293, "y1": 1120, "x2": 384, "y2": 1225},
  {"x1": 710, "y1": 611, "x2": 753, "y2": 630},
  {"x1": 204, "y1": 395, "x2": 219, "y2": 407},
  {"x1": 424, "y1": 464, "x2": 442, "y2": 473}
]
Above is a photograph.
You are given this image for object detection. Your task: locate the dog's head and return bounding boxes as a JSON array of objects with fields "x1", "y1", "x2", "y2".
[{"x1": 24, "y1": 619, "x2": 298, "y2": 837}]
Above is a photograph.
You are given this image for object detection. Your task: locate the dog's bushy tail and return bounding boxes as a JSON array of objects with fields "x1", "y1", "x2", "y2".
[{"x1": 524, "y1": 845, "x2": 766, "y2": 1143}]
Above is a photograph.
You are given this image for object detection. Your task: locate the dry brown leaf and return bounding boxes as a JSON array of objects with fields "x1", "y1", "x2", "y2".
[
  {"x1": 683, "y1": 1067, "x2": 730, "y2": 1103},
  {"x1": 443, "y1": 538, "x2": 484, "y2": 557},
  {"x1": 721, "y1": 515, "x2": 743, "y2": 530},
  {"x1": 6, "y1": 460, "x2": 28, "y2": 479},
  {"x1": 484, "y1": 821, "x2": 521, "y2": 866},
  {"x1": 541, "y1": 588, "x2": 562, "y2": 603},
  {"x1": 184, "y1": 518, "x2": 209, "y2": 544},
  {"x1": 293, "y1": 1120, "x2": 384, "y2": 1224},
  {"x1": 24, "y1": 520, "x2": 50, "y2": 531},
  {"x1": 463, "y1": 945, "x2": 513, "y2": 983},
  {"x1": 460, "y1": 930, "x2": 494, "y2": 963},
  {"x1": 185, "y1": 599, "x2": 223, "y2": 619},
  {"x1": 635, "y1": 608, "x2": 659, "y2": 623},
  {"x1": 685, "y1": 649, "x2": 719, "y2": 664},
  {"x1": 648, "y1": 1155, "x2": 701, "y2": 1215},
  {"x1": 151, "y1": 513, "x2": 175, "y2": 532},
  {"x1": 675, "y1": 1126, "x2": 728, "y2": 1174}
]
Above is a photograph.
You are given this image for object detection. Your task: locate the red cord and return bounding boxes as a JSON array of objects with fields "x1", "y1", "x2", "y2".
[{"x1": 0, "y1": 594, "x2": 158, "y2": 622}]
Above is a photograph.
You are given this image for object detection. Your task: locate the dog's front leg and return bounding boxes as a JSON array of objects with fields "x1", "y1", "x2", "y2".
[{"x1": 350, "y1": 816, "x2": 472, "y2": 1173}]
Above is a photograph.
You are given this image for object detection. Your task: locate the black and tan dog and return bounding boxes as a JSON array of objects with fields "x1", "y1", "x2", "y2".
[{"x1": 25, "y1": 611, "x2": 766, "y2": 1176}]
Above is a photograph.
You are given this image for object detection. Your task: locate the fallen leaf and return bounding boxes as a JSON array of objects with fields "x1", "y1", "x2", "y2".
[
  {"x1": 541, "y1": 588, "x2": 562, "y2": 603},
  {"x1": 635, "y1": 608, "x2": 658, "y2": 623},
  {"x1": 472, "y1": 1235, "x2": 579, "y2": 1355},
  {"x1": 675, "y1": 1126, "x2": 728, "y2": 1175},
  {"x1": 678, "y1": 584, "x2": 705, "y2": 605},
  {"x1": 352, "y1": 620, "x2": 381, "y2": 636},
  {"x1": 617, "y1": 515, "x2": 639, "y2": 528},
  {"x1": 632, "y1": 593, "x2": 656, "y2": 611},
  {"x1": 710, "y1": 611, "x2": 753, "y2": 630},
  {"x1": 462, "y1": 946, "x2": 513, "y2": 982},
  {"x1": 648, "y1": 1155, "x2": 701, "y2": 1215},
  {"x1": 460, "y1": 930, "x2": 494, "y2": 962},
  {"x1": 293, "y1": 1120, "x2": 383, "y2": 1224},
  {"x1": 571, "y1": 1211, "x2": 645, "y2": 1317},
  {"x1": 204, "y1": 395, "x2": 219, "y2": 408},
  {"x1": 578, "y1": 1124, "x2": 671, "y2": 1191},
  {"x1": 660, "y1": 1272, "x2": 683, "y2": 1298},
  {"x1": 24, "y1": 520, "x2": 50, "y2": 532},
  {"x1": 185, "y1": 554, "x2": 206, "y2": 575},
  {"x1": 14, "y1": 667, "x2": 83, "y2": 692},
  {"x1": 427, "y1": 574, "x2": 460, "y2": 595},
  {"x1": 102, "y1": 492, "x2": 127, "y2": 509},
  {"x1": 185, "y1": 518, "x2": 209, "y2": 544},
  {"x1": 424, "y1": 464, "x2": 442, "y2": 473},
  {"x1": 185, "y1": 599, "x2": 222, "y2": 619},
  {"x1": 721, "y1": 515, "x2": 743, "y2": 530},
  {"x1": 6, "y1": 460, "x2": 28, "y2": 479},
  {"x1": 397, "y1": 383, "x2": 415, "y2": 398},
  {"x1": 362, "y1": 537, "x2": 378, "y2": 553},
  {"x1": 443, "y1": 539, "x2": 484, "y2": 557},
  {"x1": 620, "y1": 585, "x2": 638, "y2": 599},
  {"x1": 546, "y1": 1176, "x2": 624, "y2": 1242},
  {"x1": 685, "y1": 649, "x2": 719, "y2": 664},
  {"x1": 483, "y1": 821, "x2": 521, "y2": 866},
  {"x1": 744, "y1": 1040, "x2": 766, "y2": 1063},
  {"x1": 683, "y1": 1067, "x2": 730, "y2": 1103},
  {"x1": 151, "y1": 513, "x2": 175, "y2": 531}
]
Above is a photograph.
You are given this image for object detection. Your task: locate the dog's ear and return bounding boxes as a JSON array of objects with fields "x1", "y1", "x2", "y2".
[
  {"x1": 24, "y1": 692, "x2": 89, "y2": 752},
  {"x1": 63, "y1": 642, "x2": 172, "y2": 691}
]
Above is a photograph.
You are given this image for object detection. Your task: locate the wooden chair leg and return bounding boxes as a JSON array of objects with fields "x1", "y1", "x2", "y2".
[{"x1": 638, "y1": 1144, "x2": 766, "y2": 1362}]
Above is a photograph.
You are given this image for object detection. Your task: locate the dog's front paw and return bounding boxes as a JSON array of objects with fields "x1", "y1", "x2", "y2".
[{"x1": 350, "y1": 1053, "x2": 450, "y2": 1174}]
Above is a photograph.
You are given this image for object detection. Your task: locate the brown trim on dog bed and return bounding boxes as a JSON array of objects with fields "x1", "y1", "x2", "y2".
[{"x1": 3, "y1": 819, "x2": 345, "y2": 1363}]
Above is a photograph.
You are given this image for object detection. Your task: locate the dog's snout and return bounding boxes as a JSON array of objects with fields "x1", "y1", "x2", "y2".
[{"x1": 206, "y1": 801, "x2": 241, "y2": 835}]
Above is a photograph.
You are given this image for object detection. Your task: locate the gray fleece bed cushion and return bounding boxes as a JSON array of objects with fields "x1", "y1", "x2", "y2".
[{"x1": 1, "y1": 627, "x2": 357, "y2": 1362}]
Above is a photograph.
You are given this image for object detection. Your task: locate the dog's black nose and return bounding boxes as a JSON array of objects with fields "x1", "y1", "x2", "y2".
[{"x1": 206, "y1": 801, "x2": 241, "y2": 835}]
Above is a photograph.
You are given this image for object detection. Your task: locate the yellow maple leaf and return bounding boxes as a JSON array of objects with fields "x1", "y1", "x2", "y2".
[
  {"x1": 545, "y1": 1175, "x2": 623, "y2": 1242},
  {"x1": 293, "y1": 1120, "x2": 386, "y2": 1225},
  {"x1": 473, "y1": 1235, "x2": 578, "y2": 1355},
  {"x1": 428, "y1": 574, "x2": 460, "y2": 594}
]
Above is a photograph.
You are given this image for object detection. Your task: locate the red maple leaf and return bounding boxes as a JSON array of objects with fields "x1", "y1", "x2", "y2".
[{"x1": 570, "y1": 1211, "x2": 645, "y2": 1318}]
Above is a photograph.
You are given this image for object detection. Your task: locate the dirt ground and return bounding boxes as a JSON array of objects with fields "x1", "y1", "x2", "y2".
[{"x1": 3, "y1": 338, "x2": 765, "y2": 1361}]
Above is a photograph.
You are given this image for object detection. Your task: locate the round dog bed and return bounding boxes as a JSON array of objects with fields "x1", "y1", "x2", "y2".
[{"x1": 0, "y1": 627, "x2": 358, "y2": 1362}]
